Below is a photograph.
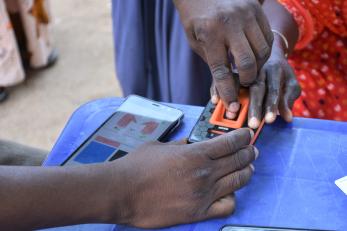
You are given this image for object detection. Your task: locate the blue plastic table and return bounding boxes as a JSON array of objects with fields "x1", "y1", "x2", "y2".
[{"x1": 43, "y1": 98, "x2": 347, "y2": 231}]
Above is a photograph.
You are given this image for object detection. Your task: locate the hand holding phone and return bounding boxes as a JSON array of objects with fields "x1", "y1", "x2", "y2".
[
  {"x1": 59, "y1": 96, "x2": 258, "y2": 229},
  {"x1": 62, "y1": 95, "x2": 183, "y2": 165},
  {"x1": 103, "y1": 128, "x2": 256, "y2": 228}
]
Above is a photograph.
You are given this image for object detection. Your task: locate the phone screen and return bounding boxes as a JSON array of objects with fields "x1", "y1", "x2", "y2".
[{"x1": 63, "y1": 95, "x2": 183, "y2": 166}]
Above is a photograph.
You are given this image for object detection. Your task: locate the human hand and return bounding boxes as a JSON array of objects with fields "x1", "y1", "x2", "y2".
[
  {"x1": 247, "y1": 41, "x2": 301, "y2": 129},
  {"x1": 174, "y1": 0, "x2": 273, "y2": 119},
  {"x1": 108, "y1": 128, "x2": 258, "y2": 228}
]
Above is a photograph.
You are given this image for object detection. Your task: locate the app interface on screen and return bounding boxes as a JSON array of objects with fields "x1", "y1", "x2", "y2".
[{"x1": 65, "y1": 97, "x2": 181, "y2": 165}]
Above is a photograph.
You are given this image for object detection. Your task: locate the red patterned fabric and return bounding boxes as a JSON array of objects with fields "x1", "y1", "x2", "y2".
[{"x1": 278, "y1": 0, "x2": 347, "y2": 121}]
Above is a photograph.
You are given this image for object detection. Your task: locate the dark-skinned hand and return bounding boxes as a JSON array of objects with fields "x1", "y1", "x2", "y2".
[
  {"x1": 110, "y1": 128, "x2": 258, "y2": 228},
  {"x1": 247, "y1": 40, "x2": 301, "y2": 129},
  {"x1": 174, "y1": 0, "x2": 273, "y2": 119}
]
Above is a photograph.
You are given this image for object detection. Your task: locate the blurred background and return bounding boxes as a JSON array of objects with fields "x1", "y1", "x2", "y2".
[{"x1": 0, "y1": 0, "x2": 122, "y2": 150}]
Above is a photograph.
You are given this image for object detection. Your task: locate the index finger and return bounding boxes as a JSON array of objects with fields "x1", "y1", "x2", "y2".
[
  {"x1": 229, "y1": 32, "x2": 258, "y2": 86},
  {"x1": 193, "y1": 128, "x2": 254, "y2": 159},
  {"x1": 205, "y1": 44, "x2": 240, "y2": 114}
]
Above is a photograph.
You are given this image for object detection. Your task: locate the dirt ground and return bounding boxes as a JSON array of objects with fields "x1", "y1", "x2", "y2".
[{"x1": 0, "y1": 0, "x2": 122, "y2": 150}]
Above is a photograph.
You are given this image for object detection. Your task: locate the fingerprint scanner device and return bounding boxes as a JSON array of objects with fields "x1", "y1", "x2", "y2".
[
  {"x1": 210, "y1": 89, "x2": 249, "y2": 129},
  {"x1": 188, "y1": 88, "x2": 265, "y2": 144}
]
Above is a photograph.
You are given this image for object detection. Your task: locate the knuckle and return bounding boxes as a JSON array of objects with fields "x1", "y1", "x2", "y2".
[
  {"x1": 256, "y1": 72, "x2": 267, "y2": 83},
  {"x1": 230, "y1": 5, "x2": 244, "y2": 15},
  {"x1": 245, "y1": 12, "x2": 256, "y2": 23},
  {"x1": 223, "y1": 135, "x2": 237, "y2": 154},
  {"x1": 257, "y1": 45, "x2": 271, "y2": 61},
  {"x1": 238, "y1": 146, "x2": 255, "y2": 164},
  {"x1": 188, "y1": 39, "x2": 203, "y2": 54},
  {"x1": 249, "y1": 1, "x2": 263, "y2": 17},
  {"x1": 245, "y1": 145, "x2": 256, "y2": 161},
  {"x1": 242, "y1": 78, "x2": 257, "y2": 87},
  {"x1": 236, "y1": 168, "x2": 252, "y2": 188},
  {"x1": 238, "y1": 55, "x2": 256, "y2": 71},
  {"x1": 237, "y1": 1, "x2": 256, "y2": 16},
  {"x1": 194, "y1": 165, "x2": 213, "y2": 181},
  {"x1": 216, "y1": 11, "x2": 231, "y2": 25},
  {"x1": 240, "y1": 2, "x2": 257, "y2": 20},
  {"x1": 268, "y1": 87, "x2": 280, "y2": 98},
  {"x1": 248, "y1": 0, "x2": 260, "y2": 7},
  {"x1": 231, "y1": 173, "x2": 242, "y2": 189},
  {"x1": 211, "y1": 181, "x2": 222, "y2": 198},
  {"x1": 254, "y1": 79, "x2": 266, "y2": 89},
  {"x1": 211, "y1": 64, "x2": 231, "y2": 81},
  {"x1": 192, "y1": 186, "x2": 210, "y2": 202},
  {"x1": 233, "y1": 152, "x2": 243, "y2": 169},
  {"x1": 218, "y1": 88, "x2": 238, "y2": 105},
  {"x1": 266, "y1": 61, "x2": 281, "y2": 71},
  {"x1": 194, "y1": 18, "x2": 215, "y2": 42}
]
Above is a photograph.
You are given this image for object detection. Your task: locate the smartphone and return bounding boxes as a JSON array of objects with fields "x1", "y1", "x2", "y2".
[
  {"x1": 220, "y1": 225, "x2": 327, "y2": 231},
  {"x1": 188, "y1": 88, "x2": 265, "y2": 144},
  {"x1": 62, "y1": 95, "x2": 184, "y2": 166}
]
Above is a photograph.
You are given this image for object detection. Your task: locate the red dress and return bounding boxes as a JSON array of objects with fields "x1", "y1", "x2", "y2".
[{"x1": 279, "y1": 0, "x2": 347, "y2": 121}]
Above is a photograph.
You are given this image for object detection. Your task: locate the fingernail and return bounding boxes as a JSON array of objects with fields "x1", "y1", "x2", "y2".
[
  {"x1": 254, "y1": 147, "x2": 259, "y2": 160},
  {"x1": 226, "y1": 111, "x2": 236, "y2": 119},
  {"x1": 211, "y1": 95, "x2": 219, "y2": 104},
  {"x1": 248, "y1": 117, "x2": 260, "y2": 129},
  {"x1": 265, "y1": 112, "x2": 276, "y2": 123},
  {"x1": 228, "y1": 102, "x2": 240, "y2": 113},
  {"x1": 250, "y1": 164, "x2": 255, "y2": 171}
]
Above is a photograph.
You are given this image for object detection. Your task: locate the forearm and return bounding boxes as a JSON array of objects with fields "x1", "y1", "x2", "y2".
[
  {"x1": 0, "y1": 140, "x2": 47, "y2": 166},
  {"x1": 0, "y1": 163, "x2": 127, "y2": 230},
  {"x1": 263, "y1": 0, "x2": 299, "y2": 54}
]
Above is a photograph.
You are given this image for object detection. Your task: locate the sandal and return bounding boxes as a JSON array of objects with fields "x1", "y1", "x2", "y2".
[
  {"x1": 30, "y1": 48, "x2": 59, "y2": 70},
  {"x1": 45, "y1": 48, "x2": 59, "y2": 68}
]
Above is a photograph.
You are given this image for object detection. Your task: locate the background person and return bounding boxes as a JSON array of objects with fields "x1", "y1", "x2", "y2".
[
  {"x1": 269, "y1": 0, "x2": 347, "y2": 121},
  {"x1": 113, "y1": 0, "x2": 347, "y2": 125},
  {"x1": 0, "y1": 0, "x2": 57, "y2": 102},
  {"x1": 113, "y1": 0, "x2": 275, "y2": 121}
]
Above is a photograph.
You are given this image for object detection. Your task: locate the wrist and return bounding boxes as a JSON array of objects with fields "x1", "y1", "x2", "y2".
[
  {"x1": 67, "y1": 165, "x2": 116, "y2": 224},
  {"x1": 99, "y1": 161, "x2": 134, "y2": 225},
  {"x1": 67, "y1": 163, "x2": 132, "y2": 225},
  {"x1": 272, "y1": 31, "x2": 289, "y2": 57},
  {"x1": 271, "y1": 37, "x2": 287, "y2": 58}
]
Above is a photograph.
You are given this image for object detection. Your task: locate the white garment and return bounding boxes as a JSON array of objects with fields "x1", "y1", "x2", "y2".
[
  {"x1": 0, "y1": 0, "x2": 53, "y2": 87},
  {"x1": 0, "y1": 0, "x2": 24, "y2": 87}
]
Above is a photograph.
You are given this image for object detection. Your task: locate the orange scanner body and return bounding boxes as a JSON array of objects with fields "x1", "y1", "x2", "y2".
[
  {"x1": 210, "y1": 89, "x2": 250, "y2": 129},
  {"x1": 188, "y1": 89, "x2": 265, "y2": 144}
]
